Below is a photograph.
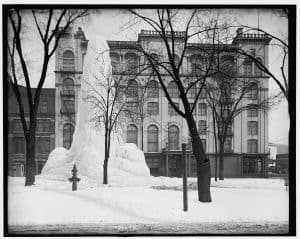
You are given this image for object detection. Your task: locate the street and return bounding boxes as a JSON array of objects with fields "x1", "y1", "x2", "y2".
[{"x1": 9, "y1": 222, "x2": 289, "y2": 235}]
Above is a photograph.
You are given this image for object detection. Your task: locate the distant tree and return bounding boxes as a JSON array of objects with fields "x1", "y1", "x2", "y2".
[{"x1": 6, "y1": 8, "x2": 88, "y2": 186}]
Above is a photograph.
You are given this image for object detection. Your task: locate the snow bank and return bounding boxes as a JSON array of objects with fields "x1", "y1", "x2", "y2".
[{"x1": 41, "y1": 37, "x2": 151, "y2": 186}]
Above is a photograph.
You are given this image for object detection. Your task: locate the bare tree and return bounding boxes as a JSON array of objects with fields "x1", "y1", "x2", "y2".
[
  {"x1": 122, "y1": 9, "x2": 225, "y2": 202},
  {"x1": 6, "y1": 8, "x2": 88, "y2": 186},
  {"x1": 206, "y1": 64, "x2": 269, "y2": 180}
]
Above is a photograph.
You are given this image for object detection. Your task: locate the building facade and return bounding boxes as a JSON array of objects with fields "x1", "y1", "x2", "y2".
[
  {"x1": 53, "y1": 27, "x2": 270, "y2": 178},
  {"x1": 8, "y1": 86, "x2": 56, "y2": 176}
]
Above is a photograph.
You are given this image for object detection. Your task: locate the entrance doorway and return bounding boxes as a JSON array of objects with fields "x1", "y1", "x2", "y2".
[{"x1": 243, "y1": 157, "x2": 263, "y2": 177}]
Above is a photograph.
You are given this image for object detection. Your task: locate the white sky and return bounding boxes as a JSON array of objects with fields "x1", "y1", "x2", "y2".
[{"x1": 10, "y1": 8, "x2": 290, "y2": 145}]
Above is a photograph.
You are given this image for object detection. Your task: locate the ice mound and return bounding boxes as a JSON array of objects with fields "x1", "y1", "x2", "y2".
[{"x1": 41, "y1": 36, "x2": 151, "y2": 187}]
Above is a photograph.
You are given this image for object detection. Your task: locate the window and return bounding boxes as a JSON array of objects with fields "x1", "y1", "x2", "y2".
[
  {"x1": 198, "y1": 120, "x2": 207, "y2": 135},
  {"x1": 126, "y1": 79, "x2": 138, "y2": 97},
  {"x1": 14, "y1": 137, "x2": 25, "y2": 153},
  {"x1": 147, "y1": 125, "x2": 158, "y2": 152},
  {"x1": 125, "y1": 102, "x2": 138, "y2": 114},
  {"x1": 125, "y1": 53, "x2": 138, "y2": 74},
  {"x1": 247, "y1": 139, "x2": 258, "y2": 153},
  {"x1": 39, "y1": 101, "x2": 48, "y2": 113},
  {"x1": 243, "y1": 157, "x2": 262, "y2": 175},
  {"x1": 147, "y1": 102, "x2": 159, "y2": 116},
  {"x1": 247, "y1": 83, "x2": 258, "y2": 99},
  {"x1": 126, "y1": 124, "x2": 138, "y2": 146},
  {"x1": 147, "y1": 80, "x2": 159, "y2": 98},
  {"x1": 168, "y1": 103, "x2": 179, "y2": 116},
  {"x1": 110, "y1": 52, "x2": 120, "y2": 73},
  {"x1": 254, "y1": 58, "x2": 263, "y2": 76},
  {"x1": 168, "y1": 125, "x2": 179, "y2": 150},
  {"x1": 62, "y1": 50, "x2": 75, "y2": 71},
  {"x1": 168, "y1": 81, "x2": 179, "y2": 98},
  {"x1": 62, "y1": 78, "x2": 75, "y2": 95},
  {"x1": 190, "y1": 55, "x2": 203, "y2": 74},
  {"x1": 189, "y1": 103, "x2": 196, "y2": 115},
  {"x1": 243, "y1": 59, "x2": 252, "y2": 76},
  {"x1": 247, "y1": 107, "x2": 258, "y2": 117},
  {"x1": 198, "y1": 103, "x2": 207, "y2": 116},
  {"x1": 187, "y1": 82, "x2": 197, "y2": 98},
  {"x1": 248, "y1": 121, "x2": 258, "y2": 135},
  {"x1": 63, "y1": 124, "x2": 74, "y2": 149},
  {"x1": 62, "y1": 99, "x2": 75, "y2": 113},
  {"x1": 36, "y1": 137, "x2": 50, "y2": 153},
  {"x1": 224, "y1": 137, "x2": 232, "y2": 153},
  {"x1": 221, "y1": 55, "x2": 235, "y2": 76},
  {"x1": 36, "y1": 120, "x2": 51, "y2": 132},
  {"x1": 14, "y1": 119, "x2": 22, "y2": 132}
]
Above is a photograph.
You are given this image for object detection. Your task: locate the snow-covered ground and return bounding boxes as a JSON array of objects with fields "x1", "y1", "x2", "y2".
[{"x1": 8, "y1": 176, "x2": 288, "y2": 228}]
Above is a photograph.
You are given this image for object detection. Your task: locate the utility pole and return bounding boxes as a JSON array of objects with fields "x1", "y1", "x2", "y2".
[{"x1": 182, "y1": 143, "x2": 188, "y2": 211}]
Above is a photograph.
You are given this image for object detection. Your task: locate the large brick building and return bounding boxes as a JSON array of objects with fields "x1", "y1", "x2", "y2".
[
  {"x1": 53, "y1": 27, "x2": 270, "y2": 178},
  {"x1": 8, "y1": 86, "x2": 55, "y2": 176}
]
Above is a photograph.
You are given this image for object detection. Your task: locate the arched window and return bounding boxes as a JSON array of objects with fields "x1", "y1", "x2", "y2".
[
  {"x1": 221, "y1": 55, "x2": 235, "y2": 76},
  {"x1": 125, "y1": 53, "x2": 138, "y2": 74},
  {"x1": 247, "y1": 82, "x2": 258, "y2": 99},
  {"x1": 110, "y1": 52, "x2": 120, "y2": 73},
  {"x1": 168, "y1": 81, "x2": 179, "y2": 98},
  {"x1": 187, "y1": 82, "x2": 197, "y2": 98},
  {"x1": 126, "y1": 124, "x2": 138, "y2": 146},
  {"x1": 254, "y1": 58, "x2": 263, "y2": 76},
  {"x1": 168, "y1": 125, "x2": 179, "y2": 150},
  {"x1": 190, "y1": 55, "x2": 203, "y2": 74},
  {"x1": 126, "y1": 79, "x2": 138, "y2": 98},
  {"x1": 62, "y1": 50, "x2": 75, "y2": 71},
  {"x1": 147, "y1": 80, "x2": 159, "y2": 98},
  {"x1": 147, "y1": 125, "x2": 158, "y2": 152},
  {"x1": 243, "y1": 58, "x2": 252, "y2": 76},
  {"x1": 63, "y1": 124, "x2": 74, "y2": 149}
]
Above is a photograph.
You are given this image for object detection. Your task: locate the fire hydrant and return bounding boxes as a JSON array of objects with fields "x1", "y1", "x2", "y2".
[{"x1": 69, "y1": 164, "x2": 80, "y2": 191}]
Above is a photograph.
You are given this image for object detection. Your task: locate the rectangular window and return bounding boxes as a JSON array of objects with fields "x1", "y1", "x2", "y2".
[
  {"x1": 14, "y1": 119, "x2": 23, "y2": 132},
  {"x1": 36, "y1": 137, "x2": 50, "y2": 153},
  {"x1": 247, "y1": 139, "x2": 258, "y2": 153},
  {"x1": 198, "y1": 120, "x2": 207, "y2": 135},
  {"x1": 147, "y1": 102, "x2": 159, "y2": 115},
  {"x1": 248, "y1": 121, "x2": 258, "y2": 135},
  {"x1": 247, "y1": 108, "x2": 258, "y2": 117},
  {"x1": 198, "y1": 103, "x2": 207, "y2": 116},
  {"x1": 37, "y1": 120, "x2": 44, "y2": 132},
  {"x1": 39, "y1": 101, "x2": 48, "y2": 113},
  {"x1": 14, "y1": 137, "x2": 25, "y2": 153},
  {"x1": 126, "y1": 102, "x2": 138, "y2": 114},
  {"x1": 168, "y1": 103, "x2": 179, "y2": 116}
]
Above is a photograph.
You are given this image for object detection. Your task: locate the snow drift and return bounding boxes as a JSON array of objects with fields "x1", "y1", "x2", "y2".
[{"x1": 41, "y1": 36, "x2": 151, "y2": 186}]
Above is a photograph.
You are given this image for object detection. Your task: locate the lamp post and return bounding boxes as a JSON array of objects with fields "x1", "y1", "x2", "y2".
[{"x1": 182, "y1": 143, "x2": 188, "y2": 211}]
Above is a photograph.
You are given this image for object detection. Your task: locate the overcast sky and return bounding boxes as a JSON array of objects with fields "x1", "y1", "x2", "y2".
[{"x1": 11, "y1": 8, "x2": 290, "y2": 145}]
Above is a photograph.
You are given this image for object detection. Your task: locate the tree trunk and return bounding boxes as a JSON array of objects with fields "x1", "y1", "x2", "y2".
[
  {"x1": 212, "y1": 114, "x2": 218, "y2": 181},
  {"x1": 25, "y1": 133, "x2": 36, "y2": 186},
  {"x1": 103, "y1": 155, "x2": 108, "y2": 184},
  {"x1": 186, "y1": 116, "x2": 212, "y2": 202},
  {"x1": 218, "y1": 143, "x2": 224, "y2": 180}
]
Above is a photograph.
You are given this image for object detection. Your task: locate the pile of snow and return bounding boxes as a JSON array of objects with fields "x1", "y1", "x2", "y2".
[{"x1": 41, "y1": 37, "x2": 151, "y2": 186}]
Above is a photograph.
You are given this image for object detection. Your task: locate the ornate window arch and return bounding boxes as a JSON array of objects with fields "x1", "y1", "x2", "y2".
[
  {"x1": 126, "y1": 79, "x2": 138, "y2": 97},
  {"x1": 125, "y1": 52, "x2": 138, "y2": 74},
  {"x1": 63, "y1": 123, "x2": 74, "y2": 149},
  {"x1": 62, "y1": 50, "x2": 75, "y2": 70},
  {"x1": 168, "y1": 125, "x2": 179, "y2": 150},
  {"x1": 168, "y1": 81, "x2": 179, "y2": 98},
  {"x1": 126, "y1": 124, "x2": 138, "y2": 146},
  {"x1": 147, "y1": 124, "x2": 159, "y2": 152},
  {"x1": 147, "y1": 80, "x2": 159, "y2": 98}
]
